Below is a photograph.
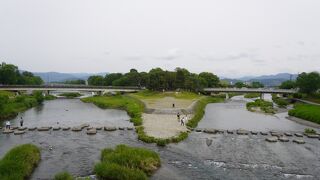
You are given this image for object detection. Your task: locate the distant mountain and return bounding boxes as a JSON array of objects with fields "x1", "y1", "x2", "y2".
[
  {"x1": 248, "y1": 73, "x2": 298, "y2": 81},
  {"x1": 33, "y1": 72, "x2": 108, "y2": 83}
]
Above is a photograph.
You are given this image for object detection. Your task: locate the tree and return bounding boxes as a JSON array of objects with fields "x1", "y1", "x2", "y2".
[
  {"x1": 199, "y1": 72, "x2": 220, "y2": 88},
  {"x1": 296, "y1": 72, "x2": 320, "y2": 94},
  {"x1": 104, "y1": 73, "x2": 123, "y2": 86},
  {"x1": 279, "y1": 80, "x2": 296, "y2": 89},
  {"x1": 88, "y1": 75, "x2": 104, "y2": 86},
  {"x1": 33, "y1": 91, "x2": 44, "y2": 104},
  {"x1": 0, "y1": 95, "x2": 9, "y2": 113},
  {"x1": 235, "y1": 81, "x2": 246, "y2": 88},
  {"x1": 250, "y1": 81, "x2": 264, "y2": 88},
  {"x1": 0, "y1": 62, "x2": 20, "y2": 85}
]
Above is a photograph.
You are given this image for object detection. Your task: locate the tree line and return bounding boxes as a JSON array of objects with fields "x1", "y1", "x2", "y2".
[
  {"x1": 279, "y1": 72, "x2": 320, "y2": 94},
  {"x1": 0, "y1": 62, "x2": 43, "y2": 85}
]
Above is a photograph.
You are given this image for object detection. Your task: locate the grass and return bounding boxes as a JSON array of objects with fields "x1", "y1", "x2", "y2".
[
  {"x1": 0, "y1": 144, "x2": 41, "y2": 180},
  {"x1": 0, "y1": 90, "x2": 15, "y2": 97},
  {"x1": 272, "y1": 94, "x2": 289, "y2": 108},
  {"x1": 131, "y1": 90, "x2": 202, "y2": 100},
  {"x1": 244, "y1": 93, "x2": 260, "y2": 98},
  {"x1": 186, "y1": 97, "x2": 224, "y2": 128},
  {"x1": 81, "y1": 95, "x2": 144, "y2": 126},
  {"x1": 94, "y1": 145, "x2": 160, "y2": 180},
  {"x1": 304, "y1": 128, "x2": 317, "y2": 134},
  {"x1": 54, "y1": 172, "x2": 74, "y2": 180},
  {"x1": 59, "y1": 92, "x2": 82, "y2": 98},
  {"x1": 289, "y1": 104, "x2": 320, "y2": 124},
  {"x1": 246, "y1": 99, "x2": 275, "y2": 114}
]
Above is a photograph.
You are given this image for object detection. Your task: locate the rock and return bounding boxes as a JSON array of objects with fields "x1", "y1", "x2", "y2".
[
  {"x1": 279, "y1": 137, "x2": 289, "y2": 142},
  {"x1": 260, "y1": 132, "x2": 268, "y2": 136},
  {"x1": 53, "y1": 127, "x2": 61, "y2": 131},
  {"x1": 72, "y1": 127, "x2": 82, "y2": 132},
  {"x1": 28, "y1": 127, "x2": 37, "y2": 131},
  {"x1": 18, "y1": 127, "x2": 27, "y2": 131},
  {"x1": 127, "y1": 127, "x2": 134, "y2": 130},
  {"x1": 96, "y1": 127, "x2": 103, "y2": 130},
  {"x1": 203, "y1": 129, "x2": 217, "y2": 134},
  {"x1": 217, "y1": 129, "x2": 225, "y2": 134},
  {"x1": 187, "y1": 127, "x2": 194, "y2": 131},
  {"x1": 227, "y1": 130, "x2": 234, "y2": 134},
  {"x1": 195, "y1": 128, "x2": 202, "y2": 132},
  {"x1": 0, "y1": 127, "x2": 2, "y2": 129},
  {"x1": 237, "y1": 129, "x2": 249, "y2": 135},
  {"x1": 80, "y1": 123, "x2": 90, "y2": 129},
  {"x1": 294, "y1": 133, "x2": 303, "y2": 137},
  {"x1": 266, "y1": 137, "x2": 278, "y2": 142},
  {"x1": 304, "y1": 133, "x2": 319, "y2": 138},
  {"x1": 118, "y1": 127, "x2": 125, "y2": 130},
  {"x1": 37, "y1": 127, "x2": 51, "y2": 131},
  {"x1": 104, "y1": 127, "x2": 117, "y2": 131},
  {"x1": 2, "y1": 129, "x2": 14, "y2": 134},
  {"x1": 206, "y1": 138, "x2": 213, "y2": 146},
  {"x1": 284, "y1": 132, "x2": 292, "y2": 136},
  {"x1": 251, "y1": 131, "x2": 258, "y2": 135},
  {"x1": 271, "y1": 132, "x2": 283, "y2": 137},
  {"x1": 87, "y1": 129, "x2": 97, "y2": 135},
  {"x1": 62, "y1": 127, "x2": 70, "y2": 131},
  {"x1": 293, "y1": 139, "x2": 305, "y2": 144},
  {"x1": 11, "y1": 126, "x2": 18, "y2": 130},
  {"x1": 14, "y1": 130, "x2": 25, "y2": 135}
]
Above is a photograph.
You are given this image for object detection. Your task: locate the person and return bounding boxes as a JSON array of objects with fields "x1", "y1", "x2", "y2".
[
  {"x1": 177, "y1": 112, "x2": 180, "y2": 122},
  {"x1": 20, "y1": 117, "x2": 24, "y2": 127},
  {"x1": 172, "y1": 103, "x2": 175, "y2": 108},
  {"x1": 180, "y1": 117, "x2": 185, "y2": 126},
  {"x1": 5, "y1": 121, "x2": 11, "y2": 129}
]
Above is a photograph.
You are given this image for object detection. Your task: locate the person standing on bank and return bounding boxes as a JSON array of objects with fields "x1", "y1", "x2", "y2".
[
  {"x1": 177, "y1": 112, "x2": 180, "y2": 122},
  {"x1": 5, "y1": 121, "x2": 11, "y2": 129},
  {"x1": 180, "y1": 116, "x2": 185, "y2": 126},
  {"x1": 20, "y1": 117, "x2": 24, "y2": 127}
]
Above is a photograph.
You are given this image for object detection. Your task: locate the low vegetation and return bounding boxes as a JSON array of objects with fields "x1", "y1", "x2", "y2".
[
  {"x1": 0, "y1": 144, "x2": 41, "y2": 180},
  {"x1": 59, "y1": 92, "x2": 82, "y2": 98},
  {"x1": 54, "y1": 172, "x2": 74, "y2": 180},
  {"x1": 272, "y1": 94, "x2": 289, "y2": 108},
  {"x1": 244, "y1": 93, "x2": 260, "y2": 98},
  {"x1": 304, "y1": 128, "x2": 317, "y2": 134},
  {"x1": 289, "y1": 104, "x2": 320, "y2": 124},
  {"x1": 131, "y1": 90, "x2": 201, "y2": 100},
  {"x1": 94, "y1": 145, "x2": 160, "y2": 180},
  {"x1": 187, "y1": 97, "x2": 224, "y2": 128},
  {"x1": 246, "y1": 99, "x2": 275, "y2": 114}
]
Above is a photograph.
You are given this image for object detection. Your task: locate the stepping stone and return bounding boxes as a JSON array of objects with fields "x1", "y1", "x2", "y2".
[
  {"x1": 294, "y1": 133, "x2": 303, "y2": 137},
  {"x1": 2, "y1": 129, "x2": 14, "y2": 134},
  {"x1": 195, "y1": 128, "x2": 202, "y2": 132},
  {"x1": 304, "y1": 133, "x2": 319, "y2": 138},
  {"x1": 62, "y1": 127, "x2": 70, "y2": 131},
  {"x1": 216, "y1": 129, "x2": 225, "y2": 134},
  {"x1": 87, "y1": 129, "x2": 97, "y2": 135},
  {"x1": 271, "y1": 132, "x2": 283, "y2": 137},
  {"x1": 187, "y1": 127, "x2": 194, "y2": 131},
  {"x1": 14, "y1": 130, "x2": 25, "y2": 135},
  {"x1": 80, "y1": 123, "x2": 90, "y2": 129},
  {"x1": 284, "y1": 132, "x2": 292, "y2": 136},
  {"x1": 118, "y1": 127, "x2": 125, "y2": 130},
  {"x1": 72, "y1": 127, "x2": 82, "y2": 132},
  {"x1": 28, "y1": 127, "x2": 37, "y2": 131},
  {"x1": 38, "y1": 127, "x2": 51, "y2": 131},
  {"x1": 251, "y1": 131, "x2": 258, "y2": 135},
  {"x1": 237, "y1": 129, "x2": 249, "y2": 135},
  {"x1": 127, "y1": 127, "x2": 134, "y2": 130},
  {"x1": 260, "y1": 132, "x2": 268, "y2": 136},
  {"x1": 53, "y1": 127, "x2": 61, "y2": 131},
  {"x1": 104, "y1": 127, "x2": 117, "y2": 131},
  {"x1": 11, "y1": 126, "x2": 18, "y2": 130},
  {"x1": 18, "y1": 127, "x2": 27, "y2": 131},
  {"x1": 293, "y1": 139, "x2": 305, "y2": 144},
  {"x1": 279, "y1": 137, "x2": 289, "y2": 142},
  {"x1": 227, "y1": 130, "x2": 234, "y2": 134},
  {"x1": 96, "y1": 127, "x2": 103, "y2": 130},
  {"x1": 266, "y1": 137, "x2": 278, "y2": 142},
  {"x1": 0, "y1": 127, "x2": 2, "y2": 129},
  {"x1": 203, "y1": 129, "x2": 217, "y2": 134}
]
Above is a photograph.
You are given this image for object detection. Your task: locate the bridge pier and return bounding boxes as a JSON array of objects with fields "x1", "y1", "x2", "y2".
[
  {"x1": 225, "y1": 93, "x2": 229, "y2": 100},
  {"x1": 260, "y1": 93, "x2": 264, "y2": 100}
]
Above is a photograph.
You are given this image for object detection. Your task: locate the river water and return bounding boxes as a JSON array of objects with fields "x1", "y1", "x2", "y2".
[{"x1": 0, "y1": 98, "x2": 320, "y2": 180}]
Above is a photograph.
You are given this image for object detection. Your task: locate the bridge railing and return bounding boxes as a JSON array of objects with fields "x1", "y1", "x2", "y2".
[{"x1": 0, "y1": 85, "x2": 145, "y2": 90}]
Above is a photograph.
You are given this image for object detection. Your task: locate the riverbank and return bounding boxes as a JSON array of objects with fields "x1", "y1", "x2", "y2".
[{"x1": 289, "y1": 104, "x2": 320, "y2": 124}]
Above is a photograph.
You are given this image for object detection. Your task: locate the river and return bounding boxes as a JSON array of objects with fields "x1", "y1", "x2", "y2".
[{"x1": 0, "y1": 97, "x2": 319, "y2": 179}]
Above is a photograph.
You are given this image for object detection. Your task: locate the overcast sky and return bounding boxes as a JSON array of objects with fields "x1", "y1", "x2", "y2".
[{"x1": 0, "y1": 0, "x2": 319, "y2": 78}]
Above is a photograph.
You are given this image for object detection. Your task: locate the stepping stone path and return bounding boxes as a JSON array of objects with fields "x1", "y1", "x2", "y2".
[
  {"x1": 304, "y1": 133, "x2": 319, "y2": 138},
  {"x1": 2, "y1": 129, "x2": 14, "y2": 134},
  {"x1": 227, "y1": 130, "x2": 234, "y2": 134},
  {"x1": 96, "y1": 127, "x2": 103, "y2": 130},
  {"x1": 284, "y1": 132, "x2": 292, "y2": 136},
  {"x1": 62, "y1": 127, "x2": 70, "y2": 131},
  {"x1": 14, "y1": 130, "x2": 25, "y2": 135},
  {"x1": 28, "y1": 127, "x2": 37, "y2": 131},
  {"x1": 11, "y1": 126, "x2": 18, "y2": 130},
  {"x1": 127, "y1": 127, "x2": 134, "y2": 130},
  {"x1": 53, "y1": 127, "x2": 61, "y2": 131},
  {"x1": 260, "y1": 132, "x2": 268, "y2": 136},
  {"x1": 279, "y1": 137, "x2": 289, "y2": 142},
  {"x1": 203, "y1": 129, "x2": 217, "y2": 134},
  {"x1": 38, "y1": 127, "x2": 52, "y2": 131},
  {"x1": 271, "y1": 132, "x2": 283, "y2": 137},
  {"x1": 266, "y1": 137, "x2": 278, "y2": 142},
  {"x1": 293, "y1": 139, "x2": 305, "y2": 144},
  {"x1": 72, "y1": 127, "x2": 82, "y2": 132},
  {"x1": 237, "y1": 129, "x2": 249, "y2": 135},
  {"x1": 118, "y1": 127, "x2": 125, "y2": 130},
  {"x1": 18, "y1": 127, "x2": 27, "y2": 131},
  {"x1": 251, "y1": 131, "x2": 258, "y2": 135},
  {"x1": 217, "y1": 129, "x2": 224, "y2": 134},
  {"x1": 295, "y1": 133, "x2": 303, "y2": 137},
  {"x1": 195, "y1": 129, "x2": 202, "y2": 132},
  {"x1": 87, "y1": 128, "x2": 97, "y2": 135},
  {"x1": 104, "y1": 127, "x2": 117, "y2": 131}
]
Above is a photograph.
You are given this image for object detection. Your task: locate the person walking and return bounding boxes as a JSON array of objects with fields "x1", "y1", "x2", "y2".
[
  {"x1": 5, "y1": 121, "x2": 11, "y2": 129},
  {"x1": 177, "y1": 112, "x2": 180, "y2": 122},
  {"x1": 20, "y1": 117, "x2": 24, "y2": 127},
  {"x1": 180, "y1": 117, "x2": 185, "y2": 126}
]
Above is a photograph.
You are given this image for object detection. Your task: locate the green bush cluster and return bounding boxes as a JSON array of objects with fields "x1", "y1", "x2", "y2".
[
  {"x1": 54, "y1": 172, "x2": 74, "y2": 180},
  {"x1": 59, "y1": 92, "x2": 82, "y2": 98},
  {"x1": 246, "y1": 99, "x2": 275, "y2": 114},
  {"x1": 304, "y1": 128, "x2": 317, "y2": 134},
  {"x1": 289, "y1": 104, "x2": 320, "y2": 124},
  {"x1": 244, "y1": 93, "x2": 260, "y2": 98},
  {"x1": 94, "y1": 145, "x2": 160, "y2": 180},
  {"x1": 0, "y1": 144, "x2": 41, "y2": 180},
  {"x1": 272, "y1": 94, "x2": 289, "y2": 108}
]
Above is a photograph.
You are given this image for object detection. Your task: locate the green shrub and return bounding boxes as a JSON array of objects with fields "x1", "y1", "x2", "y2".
[
  {"x1": 95, "y1": 163, "x2": 147, "y2": 180},
  {"x1": 0, "y1": 144, "x2": 41, "y2": 180},
  {"x1": 246, "y1": 99, "x2": 275, "y2": 114},
  {"x1": 156, "y1": 139, "x2": 167, "y2": 146},
  {"x1": 244, "y1": 93, "x2": 260, "y2": 98},
  {"x1": 54, "y1": 172, "x2": 74, "y2": 180},
  {"x1": 59, "y1": 92, "x2": 82, "y2": 98},
  {"x1": 304, "y1": 128, "x2": 317, "y2": 134},
  {"x1": 289, "y1": 104, "x2": 320, "y2": 124}
]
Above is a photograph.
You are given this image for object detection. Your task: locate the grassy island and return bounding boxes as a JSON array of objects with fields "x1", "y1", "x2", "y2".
[
  {"x1": 289, "y1": 104, "x2": 320, "y2": 124},
  {"x1": 94, "y1": 145, "x2": 161, "y2": 180},
  {"x1": 246, "y1": 99, "x2": 275, "y2": 114},
  {"x1": 0, "y1": 144, "x2": 41, "y2": 180}
]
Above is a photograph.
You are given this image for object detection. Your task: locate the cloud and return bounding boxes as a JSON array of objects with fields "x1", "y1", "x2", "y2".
[
  {"x1": 198, "y1": 52, "x2": 251, "y2": 61},
  {"x1": 124, "y1": 55, "x2": 144, "y2": 61},
  {"x1": 297, "y1": 41, "x2": 305, "y2": 46},
  {"x1": 155, "y1": 48, "x2": 182, "y2": 61}
]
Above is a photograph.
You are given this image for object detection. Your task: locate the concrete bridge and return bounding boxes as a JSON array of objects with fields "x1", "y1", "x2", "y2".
[
  {"x1": 203, "y1": 88, "x2": 297, "y2": 99},
  {"x1": 0, "y1": 85, "x2": 143, "y2": 94}
]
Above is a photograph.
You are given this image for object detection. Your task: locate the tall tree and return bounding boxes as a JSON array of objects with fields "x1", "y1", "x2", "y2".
[
  {"x1": 199, "y1": 72, "x2": 219, "y2": 88},
  {"x1": 279, "y1": 80, "x2": 296, "y2": 89},
  {"x1": 88, "y1": 75, "x2": 104, "y2": 86},
  {"x1": 296, "y1": 72, "x2": 320, "y2": 94}
]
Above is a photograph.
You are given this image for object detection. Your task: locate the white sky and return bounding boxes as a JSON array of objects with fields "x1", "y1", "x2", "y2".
[{"x1": 0, "y1": 0, "x2": 319, "y2": 78}]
